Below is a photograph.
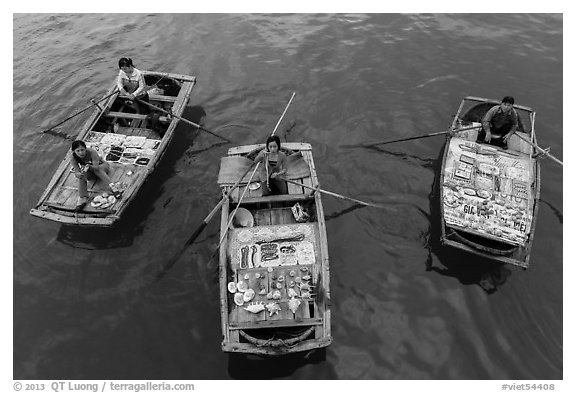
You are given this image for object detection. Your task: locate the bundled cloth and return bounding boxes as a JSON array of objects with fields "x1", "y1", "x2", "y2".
[{"x1": 217, "y1": 151, "x2": 311, "y2": 185}]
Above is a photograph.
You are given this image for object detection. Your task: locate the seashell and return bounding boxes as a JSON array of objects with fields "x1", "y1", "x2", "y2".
[
  {"x1": 287, "y1": 288, "x2": 298, "y2": 298},
  {"x1": 244, "y1": 273, "x2": 250, "y2": 280},
  {"x1": 227, "y1": 282, "x2": 237, "y2": 293},
  {"x1": 276, "y1": 282, "x2": 282, "y2": 289},
  {"x1": 236, "y1": 281, "x2": 248, "y2": 293},
  {"x1": 301, "y1": 291, "x2": 312, "y2": 300},
  {"x1": 272, "y1": 290, "x2": 281, "y2": 300},
  {"x1": 102, "y1": 193, "x2": 109, "y2": 198},
  {"x1": 299, "y1": 283, "x2": 310, "y2": 291},
  {"x1": 302, "y1": 275, "x2": 311, "y2": 281},
  {"x1": 266, "y1": 291, "x2": 274, "y2": 300},
  {"x1": 289, "y1": 270, "x2": 296, "y2": 277},
  {"x1": 265, "y1": 302, "x2": 281, "y2": 316},
  {"x1": 267, "y1": 267, "x2": 273, "y2": 273},
  {"x1": 107, "y1": 195, "x2": 116, "y2": 203},
  {"x1": 289, "y1": 281, "x2": 295, "y2": 288},
  {"x1": 255, "y1": 273, "x2": 261, "y2": 279},
  {"x1": 277, "y1": 275, "x2": 285, "y2": 282},
  {"x1": 244, "y1": 302, "x2": 265, "y2": 314},
  {"x1": 234, "y1": 293, "x2": 244, "y2": 306},
  {"x1": 243, "y1": 288, "x2": 255, "y2": 302},
  {"x1": 93, "y1": 195, "x2": 104, "y2": 203},
  {"x1": 288, "y1": 297, "x2": 301, "y2": 314},
  {"x1": 300, "y1": 266, "x2": 308, "y2": 272}
]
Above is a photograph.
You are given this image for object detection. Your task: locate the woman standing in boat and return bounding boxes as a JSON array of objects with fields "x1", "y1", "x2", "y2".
[
  {"x1": 478, "y1": 96, "x2": 519, "y2": 148},
  {"x1": 254, "y1": 135, "x2": 288, "y2": 195},
  {"x1": 71, "y1": 140, "x2": 118, "y2": 210},
  {"x1": 117, "y1": 57, "x2": 150, "y2": 115}
]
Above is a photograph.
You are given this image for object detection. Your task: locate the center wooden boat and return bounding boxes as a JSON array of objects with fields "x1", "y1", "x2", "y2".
[
  {"x1": 438, "y1": 96, "x2": 541, "y2": 268},
  {"x1": 217, "y1": 142, "x2": 332, "y2": 355},
  {"x1": 30, "y1": 71, "x2": 197, "y2": 227}
]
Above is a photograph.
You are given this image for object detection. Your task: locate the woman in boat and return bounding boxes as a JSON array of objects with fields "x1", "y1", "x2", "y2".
[
  {"x1": 71, "y1": 140, "x2": 118, "y2": 210},
  {"x1": 254, "y1": 135, "x2": 288, "y2": 195},
  {"x1": 117, "y1": 57, "x2": 150, "y2": 115},
  {"x1": 477, "y1": 96, "x2": 519, "y2": 148}
]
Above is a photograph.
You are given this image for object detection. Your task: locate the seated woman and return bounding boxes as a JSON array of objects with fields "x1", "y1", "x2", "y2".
[
  {"x1": 254, "y1": 135, "x2": 288, "y2": 195},
  {"x1": 117, "y1": 57, "x2": 150, "y2": 115},
  {"x1": 71, "y1": 140, "x2": 119, "y2": 210}
]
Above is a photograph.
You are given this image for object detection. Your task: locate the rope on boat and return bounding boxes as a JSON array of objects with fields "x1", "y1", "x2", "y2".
[
  {"x1": 239, "y1": 326, "x2": 315, "y2": 348},
  {"x1": 446, "y1": 229, "x2": 515, "y2": 256}
]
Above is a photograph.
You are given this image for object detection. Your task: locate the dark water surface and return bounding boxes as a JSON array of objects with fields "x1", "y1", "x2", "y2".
[{"x1": 12, "y1": 14, "x2": 563, "y2": 380}]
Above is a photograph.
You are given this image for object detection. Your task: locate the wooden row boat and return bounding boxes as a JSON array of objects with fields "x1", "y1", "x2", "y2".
[
  {"x1": 30, "y1": 71, "x2": 197, "y2": 227},
  {"x1": 438, "y1": 96, "x2": 541, "y2": 268},
  {"x1": 217, "y1": 142, "x2": 332, "y2": 355}
]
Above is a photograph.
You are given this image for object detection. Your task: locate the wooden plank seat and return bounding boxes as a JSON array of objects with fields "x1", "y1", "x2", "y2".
[
  {"x1": 148, "y1": 93, "x2": 178, "y2": 103},
  {"x1": 104, "y1": 111, "x2": 170, "y2": 122}
]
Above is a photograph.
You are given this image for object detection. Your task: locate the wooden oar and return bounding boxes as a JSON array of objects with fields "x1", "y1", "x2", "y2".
[
  {"x1": 155, "y1": 92, "x2": 296, "y2": 280},
  {"x1": 135, "y1": 97, "x2": 231, "y2": 143},
  {"x1": 513, "y1": 132, "x2": 563, "y2": 166},
  {"x1": 154, "y1": 162, "x2": 256, "y2": 282},
  {"x1": 216, "y1": 92, "x2": 296, "y2": 249},
  {"x1": 339, "y1": 125, "x2": 482, "y2": 149},
  {"x1": 41, "y1": 90, "x2": 120, "y2": 134},
  {"x1": 280, "y1": 177, "x2": 385, "y2": 209}
]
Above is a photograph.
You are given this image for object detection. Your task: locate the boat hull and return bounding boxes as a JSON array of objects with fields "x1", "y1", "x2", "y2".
[
  {"x1": 30, "y1": 71, "x2": 197, "y2": 227},
  {"x1": 217, "y1": 142, "x2": 332, "y2": 355},
  {"x1": 438, "y1": 97, "x2": 541, "y2": 268}
]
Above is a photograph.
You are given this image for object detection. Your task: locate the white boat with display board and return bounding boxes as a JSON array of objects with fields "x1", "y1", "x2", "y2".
[
  {"x1": 30, "y1": 71, "x2": 197, "y2": 227},
  {"x1": 438, "y1": 96, "x2": 541, "y2": 268}
]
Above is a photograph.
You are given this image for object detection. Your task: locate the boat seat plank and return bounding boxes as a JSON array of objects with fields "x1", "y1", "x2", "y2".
[
  {"x1": 228, "y1": 142, "x2": 312, "y2": 156},
  {"x1": 115, "y1": 126, "x2": 160, "y2": 139},
  {"x1": 237, "y1": 194, "x2": 314, "y2": 205},
  {"x1": 148, "y1": 94, "x2": 178, "y2": 103},
  {"x1": 229, "y1": 317, "x2": 324, "y2": 330},
  {"x1": 104, "y1": 111, "x2": 169, "y2": 122}
]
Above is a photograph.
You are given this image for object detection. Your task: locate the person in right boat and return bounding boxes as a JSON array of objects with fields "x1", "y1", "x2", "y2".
[
  {"x1": 254, "y1": 135, "x2": 288, "y2": 195},
  {"x1": 477, "y1": 96, "x2": 519, "y2": 149},
  {"x1": 476, "y1": 96, "x2": 518, "y2": 149}
]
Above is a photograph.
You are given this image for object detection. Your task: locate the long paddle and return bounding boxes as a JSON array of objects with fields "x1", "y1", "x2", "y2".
[
  {"x1": 216, "y1": 91, "x2": 297, "y2": 249},
  {"x1": 280, "y1": 177, "x2": 385, "y2": 209},
  {"x1": 135, "y1": 97, "x2": 231, "y2": 143},
  {"x1": 155, "y1": 92, "x2": 296, "y2": 280},
  {"x1": 153, "y1": 162, "x2": 256, "y2": 281},
  {"x1": 513, "y1": 132, "x2": 563, "y2": 166},
  {"x1": 41, "y1": 90, "x2": 120, "y2": 134},
  {"x1": 339, "y1": 124, "x2": 482, "y2": 149}
]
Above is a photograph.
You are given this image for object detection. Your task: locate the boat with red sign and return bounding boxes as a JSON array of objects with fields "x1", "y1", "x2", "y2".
[
  {"x1": 216, "y1": 142, "x2": 332, "y2": 355},
  {"x1": 438, "y1": 96, "x2": 541, "y2": 268}
]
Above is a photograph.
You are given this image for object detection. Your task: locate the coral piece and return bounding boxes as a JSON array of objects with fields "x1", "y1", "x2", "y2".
[
  {"x1": 288, "y1": 297, "x2": 301, "y2": 314},
  {"x1": 265, "y1": 302, "x2": 281, "y2": 316},
  {"x1": 244, "y1": 302, "x2": 265, "y2": 314}
]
